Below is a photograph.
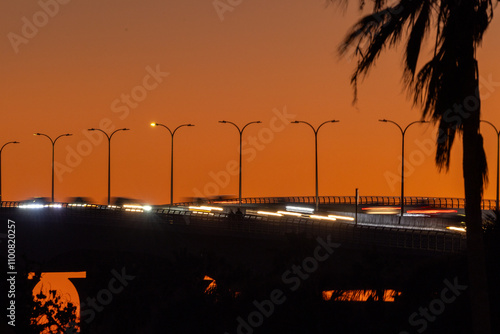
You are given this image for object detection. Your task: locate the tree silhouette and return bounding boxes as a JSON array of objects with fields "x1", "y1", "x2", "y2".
[
  {"x1": 332, "y1": 1, "x2": 497, "y2": 332},
  {"x1": 30, "y1": 285, "x2": 78, "y2": 334}
]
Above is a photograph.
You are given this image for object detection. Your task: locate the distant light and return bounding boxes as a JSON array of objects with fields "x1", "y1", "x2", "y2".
[
  {"x1": 404, "y1": 213, "x2": 429, "y2": 217},
  {"x1": 123, "y1": 204, "x2": 152, "y2": 212},
  {"x1": 277, "y1": 211, "x2": 302, "y2": 217},
  {"x1": 446, "y1": 226, "x2": 466, "y2": 232},
  {"x1": 123, "y1": 204, "x2": 143, "y2": 209},
  {"x1": 328, "y1": 214, "x2": 355, "y2": 221},
  {"x1": 257, "y1": 211, "x2": 282, "y2": 217},
  {"x1": 69, "y1": 203, "x2": 90, "y2": 208},
  {"x1": 407, "y1": 209, "x2": 457, "y2": 214},
  {"x1": 150, "y1": 122, "x2": 156, "y2": 127},
  {"x1": 362, "y1": 207, "x2": 400, "y2": 215},
  {"x1": 19, "y1": 204, "x2": 44, "y2": 209},
  {"x1": 19, "y1": 203, "x2": 62, "y2": 209},
  {"x1": 188, "y1": 206, "x2": 223, "y2": 212},
  {"x1": 310, "y1": 215, "x2": 336, "y2": 221},
  {"x1": 362, "y1": 207, "x2": 400, "y2": 211},
  {"x1": 200, "y1": 206, "x2": 223, "y2": 211},
  {"x1": 286, "y1": 205, "x2": 314, "y2": 214}
]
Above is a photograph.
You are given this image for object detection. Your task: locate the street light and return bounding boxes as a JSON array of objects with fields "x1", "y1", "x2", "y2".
[
  {"x1": 34, "y1": 133, "x2": 72, "y2": 202},
  {"x1": 151, "y1": 122, "x2": 194, "y2": 205},
  {"x1": 291, "y1": 120, "x2": 339, "y2": 212},
  {"x1": 480, "y1": 120, "x2": 500, "y2": 211},
  {"x1": 379, "y1": 119, "x2": 428, "y2": 220},
  {"x1": 219, "y1": 120, "x2": 261, "y2": 206},
  {"x1": 88, "y1": 128, "x2": 129, "y2": 205},
  {"x1": 0, "y1": 141, "x2": 20, "y2": 202}
]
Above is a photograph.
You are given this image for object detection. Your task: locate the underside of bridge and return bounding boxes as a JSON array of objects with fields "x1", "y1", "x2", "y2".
[{"x1": 1, "y1": 207, "x2": 493, "y2": 333}]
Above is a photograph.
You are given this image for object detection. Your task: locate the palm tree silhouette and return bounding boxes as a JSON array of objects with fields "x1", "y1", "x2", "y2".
[{"x1": 332, "y1": 1, "x2": 496, "y2": 332}]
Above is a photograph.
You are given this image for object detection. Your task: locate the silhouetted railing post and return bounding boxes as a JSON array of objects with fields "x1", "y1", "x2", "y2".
[{"x1": 355, "y1": 188, "x2": 359, "y2": 225}]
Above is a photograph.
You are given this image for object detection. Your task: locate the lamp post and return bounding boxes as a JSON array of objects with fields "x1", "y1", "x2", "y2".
[
  {"x1": 88, "y1": 128, "x2": 129, "y2": 205},
  {"x1": 480, "y1": 120, "x2": 500, "y2": 211},
  {"x1": 0, "y1": 141, "x2": 20, "y2": 202},
  {"x1": 219, "y1": 120, "x2": 261, "y2": 206},
  {"x1": 34, "y1": 133, "x2": 72, "y2": 202},
  {"x1": 291, "y1": 120, "x2": 339, "y2": 212},
  {"x1": 379, "y1": 119, "x2": 427, "y2": 220},
  {"x1": 151, "y1": 122, "x2": 194, "y2": 205}
]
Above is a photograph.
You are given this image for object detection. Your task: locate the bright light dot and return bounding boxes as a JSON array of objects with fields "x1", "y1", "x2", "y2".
[
  {"x1": 446, "y1": 226, "x2": 466, "y2": 232},
  {"x1": 189, "y1": 206, "x2": 223, "y2": 212},
  {"x1": 277, "y1": 211, "x2": 302, "y2": 217},
  {"x1": 328, "y1": 215, "x2": 355, "y2": 221},
  {"x1": 310, "y1": 215, "x2": 336, "y2": 221},
  {"x1": 257, "y1": 211, "x2": 282, "y2": 217},
  {"x1": 286, "y1": 205, "x2": 314, "y2": 214},
  {"x1": 19, "y1": 204, "x2": 44, "y2": 209}
]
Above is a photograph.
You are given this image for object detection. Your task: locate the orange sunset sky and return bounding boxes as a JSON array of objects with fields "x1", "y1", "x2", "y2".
[{"x1": 1, "y1": 0, "x2": 500, "y2": 205}]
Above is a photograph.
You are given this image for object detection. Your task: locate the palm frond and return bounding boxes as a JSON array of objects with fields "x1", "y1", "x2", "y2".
[
  {"x1": 338, "y1": 0, "x2": 424, "y2": 101},
  {"x1": 403, "y1": 1, "x2": 432, "y2": 83},
  {"x1": 335, "y1": 0, "x2": 495, "y2": 179}
]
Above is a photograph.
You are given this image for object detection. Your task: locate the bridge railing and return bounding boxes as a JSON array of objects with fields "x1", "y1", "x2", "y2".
[
  {"x1": 200, "y1": 196, "x2": 495, "y2": 210},
  {"x1": 151, "y1": 208, "x2": 466, "y2": 253},
  {"x1": 1, "y1": 196, "x2": 497, "y2": 211}
]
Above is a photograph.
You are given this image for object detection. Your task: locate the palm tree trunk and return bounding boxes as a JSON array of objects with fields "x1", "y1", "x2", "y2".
[
  {"x1": 461, "y1": 4, "x2": 491, "y2": 329},
  {"x1": 463, "y1": 122, "x2": 492, "y2": 334}
]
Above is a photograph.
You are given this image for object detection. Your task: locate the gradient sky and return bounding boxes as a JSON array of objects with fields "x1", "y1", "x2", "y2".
[{"x1": 1, "y1": 0, "x2": 500, "y2": 205}]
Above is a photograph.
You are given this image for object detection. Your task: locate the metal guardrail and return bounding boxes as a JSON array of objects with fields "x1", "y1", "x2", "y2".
[
  {"x1": 195, "y1": 196, "x2": 496, "y2": 210},
  {"x1": 151, "y1": 209, "x2": 466, "y2": 253},
  {"x1": 1, "y1": 196, "x2": 497, "y2": 210}
]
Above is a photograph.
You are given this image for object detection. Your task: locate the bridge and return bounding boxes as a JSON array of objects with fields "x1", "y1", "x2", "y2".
[
  {"x1": 0, "y1": 195, "x2": 471, "y2": 289},
  {"x1": 1, "y1": 195, "x2": 479, "y2": 256},
  {"x1": 0, "y1": 195, "x2": 482, "y2": 333}
]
